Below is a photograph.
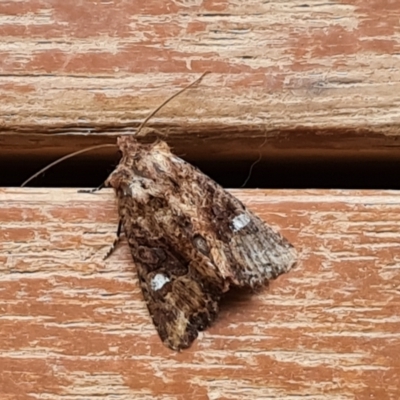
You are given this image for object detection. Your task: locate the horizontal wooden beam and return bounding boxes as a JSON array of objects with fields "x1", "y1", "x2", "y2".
[
  {"x1": 1, "y1": 188, "x2": 399, "y2": 398},
  {"x1": 1, "y1": 1, "x2": 400, "y2": 162}
]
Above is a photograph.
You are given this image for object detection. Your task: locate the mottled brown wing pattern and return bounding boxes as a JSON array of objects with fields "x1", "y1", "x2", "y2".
[
  {"x1": 112, "y1": 190, "x2": 226, "y2": 350},
  {"x1": 106, "y1": 136, "x2": 297, "y2": 350}
]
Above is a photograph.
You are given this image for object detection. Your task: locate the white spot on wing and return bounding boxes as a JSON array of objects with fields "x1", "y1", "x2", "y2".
[
  {"x1": 232, "y1": 213, "x2": 251, "y2": 232},
  {"x1": 150, "y1": 273, "x2": 170, "y2": 291}
]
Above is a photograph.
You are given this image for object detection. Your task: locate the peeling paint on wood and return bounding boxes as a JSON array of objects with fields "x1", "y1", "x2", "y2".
[
  {"x1": 0, "y1": 188, "x2": 399, "y2": 399},
  {"x1": 0, "y1": 0, "x2": 400, "y2": 162}
]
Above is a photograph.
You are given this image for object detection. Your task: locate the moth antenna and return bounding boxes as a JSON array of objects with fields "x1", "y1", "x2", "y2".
[
  {"x1": 21, "y1": 144, "x2": 115, "y2": 187},
  {"x1": 136, "y1": 71, "x2": 210, "y2": 136},
  {"x1": 21, "y1": 72, "x2": 209, "y2": 187}
]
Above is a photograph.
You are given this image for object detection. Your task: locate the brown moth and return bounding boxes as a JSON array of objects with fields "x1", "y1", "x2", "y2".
[
  {"x1": 21, "y1": 73, "x2": 297, "y2": 351},
  {"x1": 105, "y1": 136, "x2": 297, "y2": 350}
]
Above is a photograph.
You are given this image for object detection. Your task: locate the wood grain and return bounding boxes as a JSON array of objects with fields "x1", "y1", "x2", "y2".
[
  {"x1": 1, "y1": 188, "x2": 399, "y2": 399},
  {"x1": 1, "y1": 0, "x2": 400, "y2": 162},
  {"x1": 1, "y1": 1, "x2": 399, "y2": 398}
]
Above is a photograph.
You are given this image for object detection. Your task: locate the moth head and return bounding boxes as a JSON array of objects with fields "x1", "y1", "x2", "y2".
[
  {"x1": 105, "y1": 136, "x2": 141, "y2": 189},
  {"x1": 117, "y1": 135, "x2": 140, "y2": 156}
]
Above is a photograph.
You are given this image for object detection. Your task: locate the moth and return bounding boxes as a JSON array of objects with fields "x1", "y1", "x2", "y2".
[
  {"x1": 105, "y1": 135, "x2": 297, "y2": 350},
  {"x1": 21, "y1": 73, "x2": 297, "y2": 351}
]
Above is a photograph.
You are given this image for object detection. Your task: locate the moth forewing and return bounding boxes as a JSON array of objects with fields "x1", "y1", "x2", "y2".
[{"x1": 106, "y1": 136, "x2": 296, "y2": 350}]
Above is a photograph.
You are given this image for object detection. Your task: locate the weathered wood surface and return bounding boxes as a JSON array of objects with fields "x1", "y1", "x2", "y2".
[
  {"x1": 1, "y1": 188, "x2": 399, "y2": 399},
  {"x1": 1, "y1": 0, "x2": 400, "y2": 161}
]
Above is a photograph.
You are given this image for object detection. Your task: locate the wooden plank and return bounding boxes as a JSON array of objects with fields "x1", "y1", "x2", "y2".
[
  {"x1": 0, "y1": 188, "x2": 399, "y2": 399},
  {"x1": 0, "y1": 1, "x2": 400, "y2": 161}
]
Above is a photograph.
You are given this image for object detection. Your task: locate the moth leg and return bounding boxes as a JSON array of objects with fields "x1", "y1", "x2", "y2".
[
  {"x1": 78, "y1": 182, "x2": 106, "y2": 194},
  {"x1": 104, "y1": 219, "x2": 124, "y2": 260}
]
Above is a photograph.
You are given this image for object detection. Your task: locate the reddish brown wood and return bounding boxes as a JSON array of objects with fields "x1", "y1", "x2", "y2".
[
  {"x1": 1, "y1": 1, "x2": 400, "y2": 398},
  {"x1": 0, "y1": 1, "x2": 400, "y2": 162},
  {"x1": 0, "y1": 188, "x2": 399, "y2": 399}
]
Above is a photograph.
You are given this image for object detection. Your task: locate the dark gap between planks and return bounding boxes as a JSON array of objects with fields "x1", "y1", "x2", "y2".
[
  {"x1": 4, "y1": 128, "x2": 400, "y2": 189},
  {"x1": 5, "y1": 155, "x2": 400, "y2": 189}
]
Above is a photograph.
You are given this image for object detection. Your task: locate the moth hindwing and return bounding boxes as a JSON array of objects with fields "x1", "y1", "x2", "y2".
[{"x1": 106, "y1": 136, "x2": 297, "y2": 350}]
